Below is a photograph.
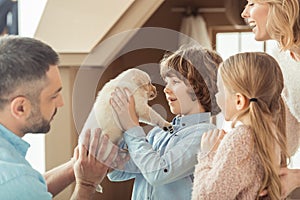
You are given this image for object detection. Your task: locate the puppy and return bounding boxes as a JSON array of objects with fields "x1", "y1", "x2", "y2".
[{"x1": 94, "y1": 68, "x2": 173, "y2": 144}]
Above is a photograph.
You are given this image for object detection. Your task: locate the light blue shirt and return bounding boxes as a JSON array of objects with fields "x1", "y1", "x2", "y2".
[
  {"x1": 0, "y1": 124, "x2": 52, "y2": 199},
  {"x1": 108, "y1": 112, "x2": 215, "y2": 200}
]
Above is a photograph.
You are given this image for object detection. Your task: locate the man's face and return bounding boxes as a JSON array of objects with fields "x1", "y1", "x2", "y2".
[{"x1": 22, "y1": 66, "x2": 64, "y2": 134}]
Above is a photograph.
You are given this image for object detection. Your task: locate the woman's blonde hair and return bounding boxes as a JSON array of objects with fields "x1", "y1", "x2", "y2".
[
  {"x1": 254, "y1": 0, "x2": 300, "y2": 50},
  {"x1": 160, "y1": 45, "x2": 222, "y2": 116},
  {"x1": 219, "y1": 52, "x2": 289, "y2": 199}
]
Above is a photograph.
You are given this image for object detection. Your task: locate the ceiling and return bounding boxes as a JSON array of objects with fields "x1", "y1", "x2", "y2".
[
  {"x1": 34, "y1": 0, "x2": 248, "y2": 66},
  {"x1": 143, "y1": 0, "x2": 248, "y2": 31}
]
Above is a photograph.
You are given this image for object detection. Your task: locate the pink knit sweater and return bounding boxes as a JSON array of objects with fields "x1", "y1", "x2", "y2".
[{"x1": 192, "y1": 125, "x2": 265, "y2": 200}]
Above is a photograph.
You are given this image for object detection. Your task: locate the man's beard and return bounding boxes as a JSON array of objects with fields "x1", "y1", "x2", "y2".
[{"x1": 22, "y1": 107, "x2": 56, "y2": 134}]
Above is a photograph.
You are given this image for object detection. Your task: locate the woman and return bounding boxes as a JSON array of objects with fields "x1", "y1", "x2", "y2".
[
  {"x1": 241, "y1": 0, "x2": 300, "y2": 57},
  {"x1": 242, "y1": 0, "x2": 300, "y2": 197}
]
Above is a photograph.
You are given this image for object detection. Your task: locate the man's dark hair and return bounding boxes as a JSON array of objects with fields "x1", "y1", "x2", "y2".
[{"x1": 0, "y1": 36, "x2": 59, "y2": 108}]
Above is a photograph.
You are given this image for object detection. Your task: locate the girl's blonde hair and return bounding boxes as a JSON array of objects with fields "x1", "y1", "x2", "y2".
[
  {"x1": 220, "y1": 52, "x2": 289, "y2": 199},
  {"x1": 254, "y1": 0, "x2": 300, "y2": 50},
  {"x1": 160, "y1": 45, "x2": 222, "y2": 116}
]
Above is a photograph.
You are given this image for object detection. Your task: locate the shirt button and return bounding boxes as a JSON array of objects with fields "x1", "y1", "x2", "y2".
[{"x1": 164, "y1": 168, "x2": 168, "y2": 173}]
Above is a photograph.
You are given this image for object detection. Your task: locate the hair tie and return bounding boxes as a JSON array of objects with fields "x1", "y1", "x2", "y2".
[{"x1": 249, "y1": 98, "x2": 258, "y2": 102}]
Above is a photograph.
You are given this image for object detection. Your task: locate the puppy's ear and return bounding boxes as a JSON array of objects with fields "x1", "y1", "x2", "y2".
[{"x1": 132, "y1": 72, "x2": 149, "y2": 87}]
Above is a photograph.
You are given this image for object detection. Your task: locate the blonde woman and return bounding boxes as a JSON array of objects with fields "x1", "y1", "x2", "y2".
[
  {"x1": 242, "y1": 0, "x2": 300, "y2": 197},
  {"x1": 192, "y1": 52, "x2": 289, "y2": 199},
  {"x1": 241, "y1": 0, "x2": 300, "y2": 55}
]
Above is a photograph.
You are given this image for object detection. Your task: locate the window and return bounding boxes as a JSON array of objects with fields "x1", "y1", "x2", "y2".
[
  {"x1": 215, "y1": 31, "x2": 277, "y2": 60},
  {"x1": 23, "y1": 134, "x2": 45, "y2": 173}
]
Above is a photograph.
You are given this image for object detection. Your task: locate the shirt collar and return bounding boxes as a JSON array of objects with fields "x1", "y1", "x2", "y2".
[
  {"x1": 172, "y1": 112, "x2": 211, "y2": 127},
  {"x1": 0, "y1": 124, "x2": 30, "y2": 157}
]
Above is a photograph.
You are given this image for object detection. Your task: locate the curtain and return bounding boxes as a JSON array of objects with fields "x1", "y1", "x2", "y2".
[
  {"x1": 0, "y1": 0, "x2": 17, "y2": 35},
  {"x1": 179, "y1": 15, "x2": 212, "y2": 49}
]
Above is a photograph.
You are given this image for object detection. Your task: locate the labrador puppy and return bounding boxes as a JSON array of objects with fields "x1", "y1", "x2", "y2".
[{"x1": 94, "y1": 68, "x2": 173, "y2": 144}]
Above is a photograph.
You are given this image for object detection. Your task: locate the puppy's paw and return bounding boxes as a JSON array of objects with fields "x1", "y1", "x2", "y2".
[{"x1": 163, "y1": 123, "x2": 174, "y2": 134}]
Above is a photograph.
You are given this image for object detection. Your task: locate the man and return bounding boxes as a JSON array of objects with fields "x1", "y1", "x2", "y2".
[{"x1": 0, "y1": 36, "x2": 117, "y2": 199}]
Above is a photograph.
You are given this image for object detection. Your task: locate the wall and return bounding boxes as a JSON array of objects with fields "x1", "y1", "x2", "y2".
[
  {"x1": 18, "y1": 0, "x2": 47, "y2": 37},
  {"x1": 45, "y1": 67, "x2": 78, "y2": 200}
]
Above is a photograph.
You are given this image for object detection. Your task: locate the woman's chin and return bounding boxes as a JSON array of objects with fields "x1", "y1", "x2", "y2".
[{"x1": 253, "y1": 30, "x2": 271, "y2": 41}]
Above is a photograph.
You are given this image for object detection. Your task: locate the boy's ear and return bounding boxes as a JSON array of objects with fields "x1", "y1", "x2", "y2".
[
  {"x1": 235, "y1": 93, "x2": 248, "y2": 111},
  {"x1": 10, "y1": 97, "x2": 31, "y2": 119}
]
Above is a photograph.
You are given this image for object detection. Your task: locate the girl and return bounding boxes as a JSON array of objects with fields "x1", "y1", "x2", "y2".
[
  {"x1": 192, "y1": 52, "x2": 289, "y2": 199},
  {"x1": 109, "y1": 46, "x2": 221, "y2": 200},
  {"x1": 242, "y1": 1, "x2": 300, "y2": 197}
]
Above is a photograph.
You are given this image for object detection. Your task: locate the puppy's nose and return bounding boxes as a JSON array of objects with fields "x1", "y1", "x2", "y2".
[
  {"x1": 149, "y1": 85, "x2": 157, "y2": 98},
  {"x1": 150, "y1": 92, "x2": 156, "y2": 98}
]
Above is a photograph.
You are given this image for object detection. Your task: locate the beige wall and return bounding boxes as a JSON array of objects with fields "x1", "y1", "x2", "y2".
[{"x1": 45, "y1": 67, "x2": 78, "y2": 199}]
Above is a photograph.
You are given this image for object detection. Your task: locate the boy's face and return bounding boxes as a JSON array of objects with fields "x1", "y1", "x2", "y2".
[{"x1": 163, "y1": 75, "x2": 201, "y2": 116}]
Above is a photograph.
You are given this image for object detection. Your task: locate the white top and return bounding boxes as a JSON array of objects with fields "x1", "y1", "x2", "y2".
[{"x1": 271, "y1": 49, "x2": 300, "y2": 122}]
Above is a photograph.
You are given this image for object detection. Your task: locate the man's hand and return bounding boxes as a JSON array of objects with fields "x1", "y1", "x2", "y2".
[
  {"x1": 74, "y1": 128, "x2": 118, "y2": 189},
  {"x1": 259, "y1": 168, "x2": 300, "y2": 199},
  {"x1": 279, "y1": 167, "x2": 300, "y2": 198}
]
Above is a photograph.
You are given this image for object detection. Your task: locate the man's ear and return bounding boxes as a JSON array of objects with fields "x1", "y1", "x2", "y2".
[
  {"x1": 235, "y1": 93, "x2": 248, "y2": 111},
  {"x1": 10, "y1": 97, "x2": 31, "y2": 119}
]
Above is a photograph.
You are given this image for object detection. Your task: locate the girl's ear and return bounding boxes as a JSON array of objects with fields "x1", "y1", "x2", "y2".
[
  {"x1": 10, "y1": 97, "x2": 31, "y2": 119},
  {"x1": 235, "y1": 93, "x2": 248, "y2": 111}
]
